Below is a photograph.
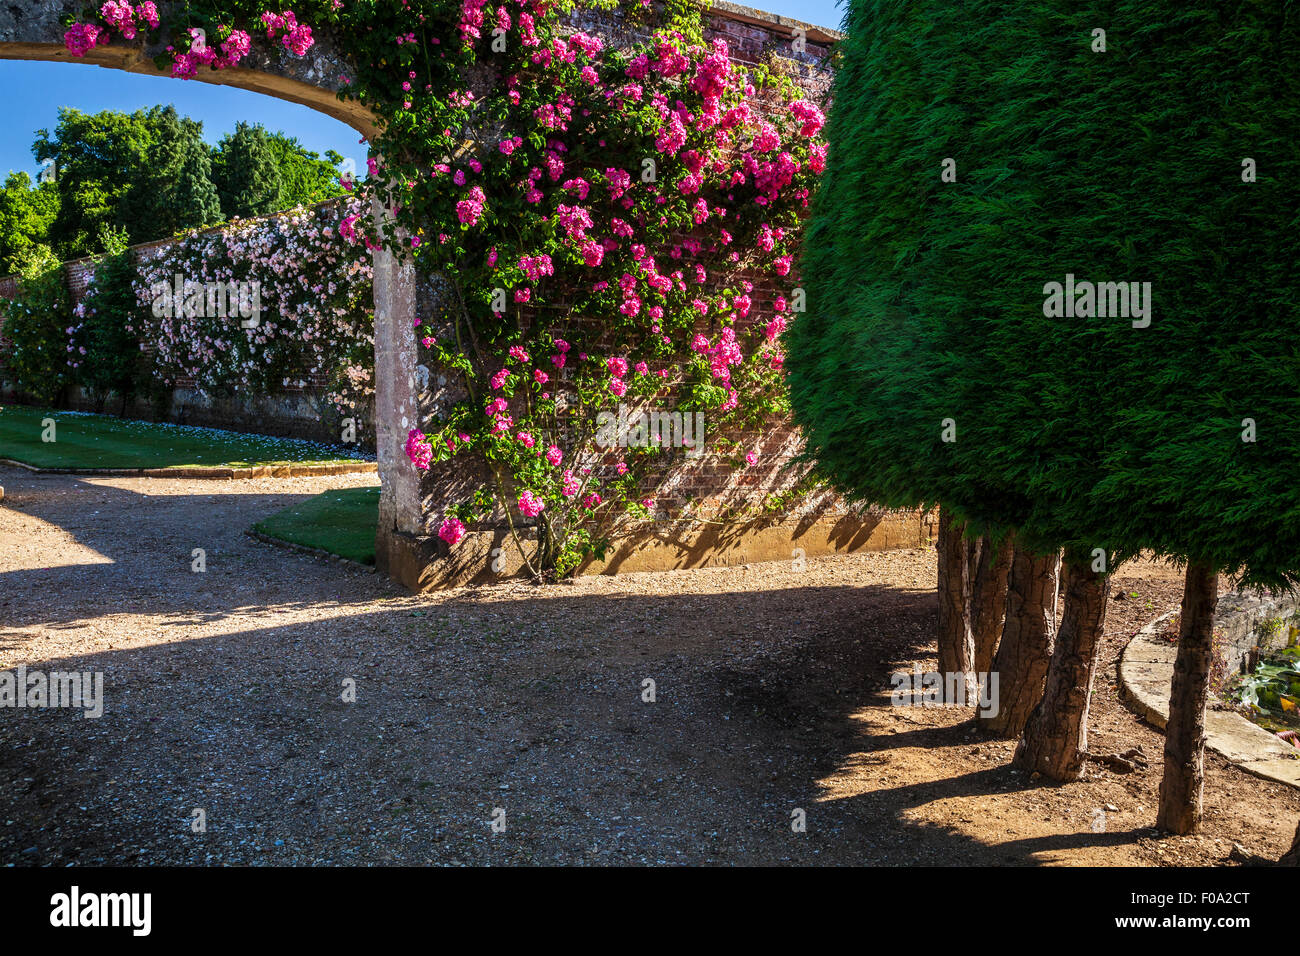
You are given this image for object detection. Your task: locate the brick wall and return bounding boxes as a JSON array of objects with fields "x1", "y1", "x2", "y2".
[
  {"x1": 0, "y1": 199, "x2": 352, "y2": 439},
  {"x1": 378, "y1": 3, "x2": 937, "y2": 590}
]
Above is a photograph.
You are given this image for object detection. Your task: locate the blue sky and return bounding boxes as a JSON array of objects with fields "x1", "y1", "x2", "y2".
[{"x1": 0, "y1": 0, "x2": 845, "y2": 181}]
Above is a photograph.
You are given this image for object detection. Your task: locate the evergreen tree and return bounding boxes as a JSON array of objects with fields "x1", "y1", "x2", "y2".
[
  {"x1": 211, "y1": 122, "x2": 285, "y2": 219},
  {"x1": 264, "y1": 132, "x2": 348, "y2": 207},
  {"x1": 789, "y1": 0, "x2": 1300, "y2": 807},
  {"x1": 132, "y1": 106, "x2": 222, "y2": 235}
]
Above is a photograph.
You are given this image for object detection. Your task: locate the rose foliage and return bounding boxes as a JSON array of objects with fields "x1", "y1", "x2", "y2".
[{"x1": 65, "y1": 0, "x2": 828, "y2": 575}]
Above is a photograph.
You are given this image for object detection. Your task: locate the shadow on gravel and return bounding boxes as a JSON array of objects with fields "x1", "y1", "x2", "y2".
[
  {"x1": 0, "y1": 470, "x2": 379, "y2": 631},
  {"x1": 0, "y1": 468, "x2": 1139, "y2": 865}
]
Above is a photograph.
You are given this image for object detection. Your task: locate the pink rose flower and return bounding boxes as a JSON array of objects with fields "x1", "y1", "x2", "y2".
[{"x1": 438, "y1": 517, "x2": 467, "y2": 545}]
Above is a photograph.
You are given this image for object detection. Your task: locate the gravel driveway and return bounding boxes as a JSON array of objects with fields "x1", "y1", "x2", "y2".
[{"x1": 3, "y1": 464, "x2": 1298, "y2": 866}]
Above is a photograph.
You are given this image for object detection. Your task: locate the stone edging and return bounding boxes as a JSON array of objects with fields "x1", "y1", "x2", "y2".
[
  {"x1": 0, "y1": 458, "x2": 376, "y2": 479},
  {"x1": 245, "y1": 530, "x2": 376, "y2": 573},
  {"x1": 1118, "y1": 602, "x2": 1300, "y2": 790}
]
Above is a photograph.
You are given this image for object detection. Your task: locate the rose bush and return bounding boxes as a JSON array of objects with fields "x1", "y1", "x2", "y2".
[
  {"x1": 120, "y1": 199, "x2": 374, "y2": 414},
  {"x1": 63, "y1": 0, "x2": 827, "y2": 576}
]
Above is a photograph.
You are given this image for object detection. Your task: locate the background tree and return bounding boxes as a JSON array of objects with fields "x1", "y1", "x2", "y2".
[
  {"x1": 35, "y1": 105, "x2": 220, "y2": 257},
  {"x1": 34, "y1": 106, "x2": 155, "y2": 258},
  {"x1": 211, "y1": 122, "x2": 285, "y2": 219},
  {"x1": 262, "y1": 132, "x2": 347, "y2": 208},
  {"x1": 71, "y1": 229, "x2": 143, "y2": 414},
  {"x1": 0, "y1": 247, "x2": 72, "y2": 404},
  {"x1": 31, "y1": 107, "x2": 341, "y2": 260},
  {"x1": 0, "y1": 172, "x2": 60, "y2": 275}
]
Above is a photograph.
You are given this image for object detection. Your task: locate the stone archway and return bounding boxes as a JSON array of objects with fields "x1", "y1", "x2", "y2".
[
  {"x1": 1, "y1": 3, "x2": 914, "y2": 592},
  {"x1": 0, "y1": 0, "x2": 429, "y2": 570}
]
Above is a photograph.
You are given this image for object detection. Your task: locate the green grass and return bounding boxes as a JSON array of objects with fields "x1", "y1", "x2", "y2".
[
  {"x1": 0, "y1": 405, "x2": 372, "y2": 470},
  {"x1": 252, "y1": 486, "x2": 380, "y2": 565}
]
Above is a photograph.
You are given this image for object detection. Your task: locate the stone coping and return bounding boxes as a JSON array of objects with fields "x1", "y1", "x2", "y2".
[
  {"x1": 0, "y1": 458, "x2": 376, "y2": 479},
  {"x1": 709, "y1": 0, "x2": 843, "y2": 41},
  {"x1": 1119, "y1": 601, "x2": 1300, "y2": 791}
]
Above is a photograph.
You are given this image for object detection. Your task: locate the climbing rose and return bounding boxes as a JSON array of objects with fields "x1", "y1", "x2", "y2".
[
  {"x1": 457, "y1": 186, "x2": 486, "y2": 226},
  {"x1": 64, "y1": 23, "x2": 106, "y2": 57},
  {"x1": 404, "y1": 429, "x2": 433, "y2": 470},
  {"x1": 544, "y1": 445, "x2": 563, "y2": 466},
  {"x1": 136, "y1": 2, "x2": 160, "y2": 28},
  {"x1": 518, "y1": 490, "x2": 545, "y2": 517},
  {"x1": 282, "y1": 22, "x2": 314, "y2": 57},
  {"x1": 221, "y1": 29, "x2": 253, "y2": 65},
  {"x1": 438, "y1": 517, "x2": 467, "y2": 545},
  {"x1": 789, "y1": 100, "x2": 826, "y2": 138}
]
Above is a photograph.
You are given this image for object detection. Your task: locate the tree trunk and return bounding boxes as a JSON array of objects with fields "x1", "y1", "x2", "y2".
[
  {"x1": 971, "y1": 536, "x2": 1013, "y2": 677},
  {"x1": 1013, "y1": 558, "x2": 1109, "y2": 781},
  {"x1": 1280, "y1": 822, "x2": 1300, "y2": 866},
  {"x1": 936, "y1": 509, "x2": 973, "y2": 702},
  {"x1": 979, "y1": 547, "x2": 1059, "y2": 736},
  {"x1": 1156, "y1": 561, "x2": 1219, "y2": 834}
]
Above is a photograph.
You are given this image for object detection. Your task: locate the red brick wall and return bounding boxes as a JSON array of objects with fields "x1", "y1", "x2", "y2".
[{"x1": 405, "y1": 3, "x2": 845, "y2": 540}]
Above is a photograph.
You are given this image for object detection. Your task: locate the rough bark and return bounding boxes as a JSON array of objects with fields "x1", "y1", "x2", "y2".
[
  {"x1": 1280, "y1": 822, "x2": 1300, "y2": 866},
  {"x1": 971, "y1": 536, "x2": 1013, "y2": 677},
  {"x1": 1012, "y1": 558, "x2": 1109, "y2": 781},
  {"x1": 1156, "y1": 562, "x2": 1219, "y2": 834},
  {"x1": 979, "y1": 547, "x2": 1059, "y2": 736},
  {"x1": 936, "y1": 509, "x2": 973, "y2": 701}
]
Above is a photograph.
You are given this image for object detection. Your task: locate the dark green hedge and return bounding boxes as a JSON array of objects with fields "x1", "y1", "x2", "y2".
[{"x1": 789, "y1": 0, "x2": 1300, "y2": 583}]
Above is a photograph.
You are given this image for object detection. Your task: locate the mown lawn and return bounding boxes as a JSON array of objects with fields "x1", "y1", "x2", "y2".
[
  {"x1": 252, "y1": 486, "x2": 380, "y2": 565},
  {"x1": 0, "y1": 405, "x2": 372, "y2": 470}
]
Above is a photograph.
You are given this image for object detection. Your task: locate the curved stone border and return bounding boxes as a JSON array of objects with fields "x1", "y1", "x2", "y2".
[
  {"x1": 0, "y1": 458, "x2": 376, "y2": 479},
  {"x1": 245, "y1": 530, "x2": 376, "y2": 573},
  {"x1": 1119, "y1": 601, "x2": 1300, "y2": 790}
]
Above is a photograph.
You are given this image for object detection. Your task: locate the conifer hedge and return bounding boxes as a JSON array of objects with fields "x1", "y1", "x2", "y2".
[{"x1": 790, "y1": 0, "x2": 1300, "y2": 797}]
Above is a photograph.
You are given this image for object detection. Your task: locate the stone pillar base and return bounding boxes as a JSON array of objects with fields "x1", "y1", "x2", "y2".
[{"x1": 376, "y1": 509, "x2": 936, "y2": 591}]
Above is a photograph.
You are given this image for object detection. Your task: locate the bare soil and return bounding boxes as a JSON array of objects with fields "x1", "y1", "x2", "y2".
[{"x1": 1, "y1": 464, "x2": 1297, "y2": 866}]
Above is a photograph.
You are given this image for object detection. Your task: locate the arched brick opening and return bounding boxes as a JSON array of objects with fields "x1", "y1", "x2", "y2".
[
  {"x1": 0, "y1": 1, "x2": 430, "y2": 564},
  {"x1": 0, "y1": 4, "x2": 923, "y2": 591}
]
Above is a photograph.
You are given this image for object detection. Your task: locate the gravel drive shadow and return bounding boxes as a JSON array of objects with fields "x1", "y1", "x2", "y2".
[{"x1": 3, "y1": 465, "x2": 1298, "y2": 866}]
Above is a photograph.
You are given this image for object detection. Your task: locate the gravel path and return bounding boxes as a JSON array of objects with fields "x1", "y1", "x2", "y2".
[{"x1": 2, "y1": 464, "x2": 1298, "y2": 866}]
